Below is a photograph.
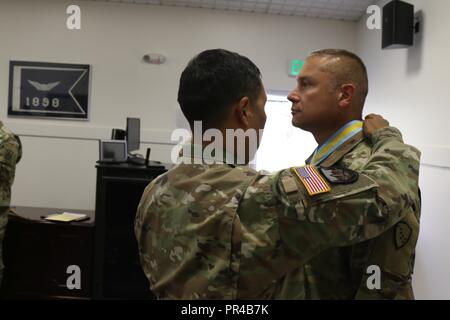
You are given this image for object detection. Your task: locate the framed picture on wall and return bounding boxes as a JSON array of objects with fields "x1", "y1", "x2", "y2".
[{"x1": 8, "y1": 61, "x2": 90, "y2": 120}]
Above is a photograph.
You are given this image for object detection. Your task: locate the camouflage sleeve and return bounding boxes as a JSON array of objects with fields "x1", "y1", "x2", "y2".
[
  {"x1": 135, "y1": 175, "x2": 162, "y2": 240},
  {"x1": 237, "y1": 171, "x2": 386, "y2": 297},
  {"x1": 272, "y1": 127, "x2": 419, "y2": 246},
  {"x1": 0, "y1": 134, "x2": 21, "y2": 217},
  {"x1": 361, "y1": 126, "x2": 421, "y2": 231},
  {"x1": 237, "y1": 127, "x2": 420, "y2": 297}
]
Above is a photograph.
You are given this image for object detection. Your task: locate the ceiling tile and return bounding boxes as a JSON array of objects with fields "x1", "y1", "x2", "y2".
[{"x1": 90, "y1": 0, "x2": 378, "y2": 22}]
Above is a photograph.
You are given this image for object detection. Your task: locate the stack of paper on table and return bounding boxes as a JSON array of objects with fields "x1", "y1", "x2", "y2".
[{"x1": 43, "y1": 212, "x2": 89, "y2": 222}]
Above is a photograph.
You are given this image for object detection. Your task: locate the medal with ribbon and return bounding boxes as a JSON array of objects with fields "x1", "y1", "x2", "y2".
[{"x1": 311, "y1": 120, "x2": 363, "y2": 165}]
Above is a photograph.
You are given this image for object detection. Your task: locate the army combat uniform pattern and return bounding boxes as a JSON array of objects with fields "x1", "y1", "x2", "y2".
[
  {"x1": 302, "y1": 128, "x2": 421, "y2": 299},
  {"x1": 0, "y1": 121, "x2": 22, "y2": 285},
  {"x1": 134, "y1": 127, "x2": 420, "y2": 299}
]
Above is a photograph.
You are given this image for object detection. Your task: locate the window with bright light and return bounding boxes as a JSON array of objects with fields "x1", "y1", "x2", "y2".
[{"x1": 254, "y1": 92, "x2": 317, "y2": 172}]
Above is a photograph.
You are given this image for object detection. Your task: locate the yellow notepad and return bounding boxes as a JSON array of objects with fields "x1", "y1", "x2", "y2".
[{"x1": 43, "y1": 212, "x2": 89, "y2": 222}]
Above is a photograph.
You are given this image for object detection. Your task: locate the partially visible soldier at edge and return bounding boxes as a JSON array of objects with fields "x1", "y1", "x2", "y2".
[
  {"x1": 0, "y1": 121, "x2": 22, "y2": 286},
  {"x1": 134, "y1": 49, "x2": 421, "y2": 299},
  {"x1": 287, "y1": 49, "x2": 421, "y2": 300}
]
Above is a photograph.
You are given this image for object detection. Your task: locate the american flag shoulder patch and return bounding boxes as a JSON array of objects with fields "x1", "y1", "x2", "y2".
[{"x1": 292, "y1": 165, "x2": 331, "y2": 196}]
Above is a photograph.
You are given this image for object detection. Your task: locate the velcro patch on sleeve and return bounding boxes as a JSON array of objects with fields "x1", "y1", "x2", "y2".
[{"x1": 281, "y1": 176, "x2": 299, "y2": 194}]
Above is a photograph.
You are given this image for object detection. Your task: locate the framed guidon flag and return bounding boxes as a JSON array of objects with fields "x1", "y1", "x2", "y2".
[{"x1": 8, "y1": 61, "x2": 90, "y2": 120}]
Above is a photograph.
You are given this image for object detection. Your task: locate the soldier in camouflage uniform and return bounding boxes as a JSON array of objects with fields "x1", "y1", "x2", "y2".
[
  {"x1": 134, "y1": 49, "x2": 421, "y2": 299},
  {"x1": 0, "y1": 121, "x2": 22, "y2": 286},
  {"x1": 287, "y1": 49, "x2": 421, "y2": 299}
]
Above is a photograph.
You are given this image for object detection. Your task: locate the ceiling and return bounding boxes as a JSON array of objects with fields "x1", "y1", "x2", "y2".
[{"x1": 88, "y1": 0, "x2": 379, "y2": 22}]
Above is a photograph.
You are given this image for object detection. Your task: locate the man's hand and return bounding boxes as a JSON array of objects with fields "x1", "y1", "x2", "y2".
[{"x1": 363, "y1": 114, "x2": 389, "y2": 138}]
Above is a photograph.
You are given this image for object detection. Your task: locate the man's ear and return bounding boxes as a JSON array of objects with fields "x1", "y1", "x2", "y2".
[
  {"x1": 235, "y1": 96, "x2": 251, "y2": 128},
  {"x1": 338, "y1": 84, "x2": 355, "y2": 108}
]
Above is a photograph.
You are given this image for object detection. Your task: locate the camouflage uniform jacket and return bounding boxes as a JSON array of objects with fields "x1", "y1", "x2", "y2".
[
  {"x1": 0, "y1": 121, "x2": 22, "y2": 278},
  {"x1": 301, "y1": 128, "x2": 421, "y2": 299},
  {"x1": 134, "y1": 127, "x2": 420, "y2": 299}
]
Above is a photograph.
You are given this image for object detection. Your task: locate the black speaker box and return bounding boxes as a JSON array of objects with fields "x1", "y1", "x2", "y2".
[{"x1": 382, "y1": 0, "x2": 414, "y2": 49}]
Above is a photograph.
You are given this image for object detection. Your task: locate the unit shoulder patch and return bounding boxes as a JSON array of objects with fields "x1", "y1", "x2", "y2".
[
  {"x1": 395, "y1": 222, "x2": 413, "y2": 249},
  {"x1": 319, "y1": 166, "x2": 359, "y2": 184}
]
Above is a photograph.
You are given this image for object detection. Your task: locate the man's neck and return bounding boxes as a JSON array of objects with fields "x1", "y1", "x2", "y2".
[
  {"x1": 313, "y1": 118, "x2": 362, "y2": 146},
  {"x1": 313, "y1": 125, "x2": 343, "y2": 146}
]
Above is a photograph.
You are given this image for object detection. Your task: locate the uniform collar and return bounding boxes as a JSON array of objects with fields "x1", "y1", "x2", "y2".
[
  {"x1": 178, "y1": 143, "x2": 247, "y2": 166},
  {"x1": 307, "y1": 121, "x2": 365, "y2": 166}
]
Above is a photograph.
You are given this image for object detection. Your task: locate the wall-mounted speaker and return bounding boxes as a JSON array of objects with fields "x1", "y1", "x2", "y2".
[{"x1": 382, "y1": 0, "x2": 414, "y2": 49}]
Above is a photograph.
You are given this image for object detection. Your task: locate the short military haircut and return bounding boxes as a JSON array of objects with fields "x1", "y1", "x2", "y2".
[
  {"x1": 178, "y1": 49, "x2": 262, "y2": 128},
  {"x1": 308, "y1": 49, "x2": 369, "y2": 109}
]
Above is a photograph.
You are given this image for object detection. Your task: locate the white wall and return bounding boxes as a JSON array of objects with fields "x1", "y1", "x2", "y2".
[
  {"x1": 0, "y1": 0, "x2": 357, "y2": 210},
  {"x1": 356, "y1": 0, "x2": 450, "y2": 299}
]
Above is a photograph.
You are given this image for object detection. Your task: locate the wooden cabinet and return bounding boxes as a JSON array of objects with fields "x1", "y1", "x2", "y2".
[{"x1": 0, "y1": 207, "x2": 95, "y2": 299}]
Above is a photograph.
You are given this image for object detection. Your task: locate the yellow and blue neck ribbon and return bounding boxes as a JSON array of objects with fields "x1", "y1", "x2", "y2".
[{"x1": 311, "y1": 120, "x2": 363, "y2": 165}]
